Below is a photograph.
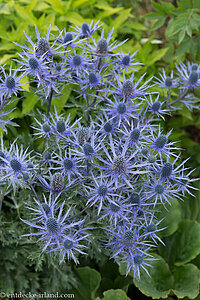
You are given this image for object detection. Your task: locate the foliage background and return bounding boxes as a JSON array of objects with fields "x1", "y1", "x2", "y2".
[{"x1": 0, "y1": 0, "x2": 200, "y2": 299}]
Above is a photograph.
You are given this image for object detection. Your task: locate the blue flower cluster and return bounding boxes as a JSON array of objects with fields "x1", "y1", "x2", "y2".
[{"x1": 0, "y1": 21, "x2": 199, "y2": 278}]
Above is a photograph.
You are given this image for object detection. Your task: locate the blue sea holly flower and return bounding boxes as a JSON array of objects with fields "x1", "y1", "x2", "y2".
[
  {"x1": 145, "y1": 94, "x2": 168, "y2": 120},
  {"x1": 81, "y1": 70, "x2": 104, "y2": 90},
  {"x1": 21, "y1": 201, "x2": 83, "y2": 252},
  {"x1": 105, "y1": 221, "x2": 150, "y2": 259},
  {"x1": 154, "y1": 69, "x2": 178, "y2": 89},
  {"x1": 55, "y1": 234, "x2": 88, "y2": 264},
  {"x1": 111, "y1": 72, "x2": 153, "y2": 100},
  {"x1": 84, "y1": 172, "x2": 118, "y2": 214},
  {"x1": 124, "y1": 250, "x2": 157, "y2": 278},
  {"x1": 99, "y1": 137, "x2": 147, "y2": 188},
  {"x1": 126, "y1": 189, "x2": 154, "y2": 221},
  {"x1": 55, "y1": 27, "x2": 80, "y2": 48},
  {"x1": 51, "y1": 148, "x2": 82, "y2": 183},
  {"x1": 155, "y1": 155, "x2": 189, "y2": 183},
  {"x1": 70, "y1": 121, "x2": 93, "y2": 146},
  {"x1": 50, "y1": 108, "x2": 71, "y2": 137},
  {"x1": 120, "y1": 121, "x2": 150, "y2": 148},
  {"x1": 94, "y1": 112, "x2": 118, "y2": 140},
  {"x1": 98, "y1": 197, "x2": 131, "y2": 227},
  {"x1": 149, "y1": 126, "x2": 179, "y2": 158},
  {"x1": 88, "y1": 27, "x2": 127, "y2": 57},
  {"x1": 0, "y1": 65, "x2": 25, "y2": 98},
  {"x1": 187, "y1": 62, "x2": 199, "y2": 73},
  {"x1": 175, "y1": 168, "x2": 199, "y2": 196},
  {"x1": 37, "y1": 171, "x2": 77, "y2": 195},
  {"x1": 1, "y1": 142, "x2": 32, "y2": 181},
  {"x1": 73, "y1": 132, "x2": 101, "y2": 161},
  {"x1": 15, "y1": 25, "x2": 66, "y2": 58},
  {"x1": 65, "y1": 50, "x2": 91, "y2": 76},
  {"x1": 140, "y1": 215, "x2": 166, "y2": 245},
  {"x1": 25, "y1": 193, "x2": 59, "y2": 223},
  {"x1": 114, "y1": 49, "x2": 142, "y2": 73},
  {"x1": 49, "y1": 172, "x2": 66, "y2": 194},
  {"x1": 14, "y1": 50, "x2": 47, "y2": 81},
  {"x1": 32, "y1": 116, "x2": 52, "y2": 139},
  {"x1": 71, "y1": 20, "x2": 102, "y2": 38},
  {"x1": 176, "y1": 62, "x2": 200, "y2": 90},
  {"x1": 105, "y1": 95, "x2": 138, "y2": 127}
]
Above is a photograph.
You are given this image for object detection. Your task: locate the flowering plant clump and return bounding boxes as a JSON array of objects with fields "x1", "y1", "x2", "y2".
[{"x1": 0, "y1": 21, "x2": 199, "y2": 280}]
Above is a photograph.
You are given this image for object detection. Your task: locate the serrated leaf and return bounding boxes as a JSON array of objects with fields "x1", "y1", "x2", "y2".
[
  {"x1": 134, "y1": 254, "x2": 173, "y2": 299},
  {"x1": 172, "y1": 264, "x2": 200, "y2": 299},
  {"x1": 152, "y1": 15, "x2": 167, "y2": 30},
  {"x1": 152, "y1": 1, "x2": 167, "y2": 13},
  {"x1": 178, "y1": 30, "x2": 186, "y2": 44},
  {"x1": 145, "y1": 12, "x2": 164, "y2": 20}
]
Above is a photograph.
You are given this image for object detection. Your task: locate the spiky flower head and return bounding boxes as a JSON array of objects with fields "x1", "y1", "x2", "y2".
[{"x1": 50, "y1": 172, "x2": 65, "y2": 193}]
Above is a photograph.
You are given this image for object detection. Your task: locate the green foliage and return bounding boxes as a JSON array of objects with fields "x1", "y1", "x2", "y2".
[
  {"x1": 95, "y1": 289, "x2": 131, "y2": 300},
  {"x1": 132, "y1": 255, "x2": 200, "y2": 299},
  {"x1": 146, "y1": 0, "x2": 200, "y2": 60},
  {"x1": 159, "y1": 220, "x2": 200, "y2": 267},
  {"x1": 134, "y1": 254, "x2": 173, "y2": 299},
  {"x1": 173, "y1": 264, "x2": 200, "y2": 299},
  {"x1": 70, "y1": 267, "x2": 101, "y2": 300},
  {"x1": 156, "y1": 198, "x2": 182, "y2": 237}
]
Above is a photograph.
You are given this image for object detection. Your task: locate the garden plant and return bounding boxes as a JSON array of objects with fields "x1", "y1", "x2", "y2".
[{"x1": 0, "y1": 1, "x2": 200, "y2": 300}]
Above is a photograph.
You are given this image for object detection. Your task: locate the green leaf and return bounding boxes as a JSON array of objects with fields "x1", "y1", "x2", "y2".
[
  {"x1": 172, "y1": 264, "x2": 200, "y2": 299},
  {"x1": 45, "y1": 0, "x2": 65, "y2": 15},
  {"x1": 178, "y1": 30, "x2": 186, "y2": 44},
  {"x1": 51, "y1": 85, "x2": 72, "y2": 113},
  {"x1": 193, "y1": 0, "x2": 200, "y2": 9},
  {"x1": 134, "y1": 254, "x2": 173, "y2": 299},
  {"x1": 22, "y1": 92, "x2": 39, "y2": 115},
  {"x1": 179, "y1": 106, "x2": 193, "y2": 120},
  {"x1": 95, "y1": 2, "x2": 123, "y2": 18},
  {"x1": 95, "y1": 289, "x2": 130, "y2": 300},
  {"x1": 118, "y1": 262, "x2": 127, "y2": 276},
  {"x1": 15, "y1": 4, "x2": 37, "y2": 26},
  {"x1": 0, "y1": 3, "x2": 11, "y2": 14},
  {"x1": 110, "y1": 9, "x2": 132, "y2": 31},
  {"x1": 179, "y1": 182, "x2": 200, "y2": 222},
  {"x1": 20, "y1": 75, "x2": 30, "y2": 92},
  {"x1": 67, "y1": 108, "x2": 77, "y2": 122},
  {"x1": 156, "y1": 198, "x2": 181, "y2": 237},
  {"x1": 147, "y1": 48, "x2": 168, "y2": 65},
  {"x1": 152, "y1": 15, "x2": 167, "y2": 30},
  {"x1": 129, "y1": 22, "x2": 146, "y2": 31},
  {"x1": 72, "y1": 0, "x2": 92, "y2": 9},
  {"x1": 72, "y1": 266, "x2": 101, "y2": 300},
  {"x1": 151, "y1": 1, "x2": 167, "y2": 14},
  {"x1": 159, "y1": 220, "x2": 200, "y2": 267}
]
